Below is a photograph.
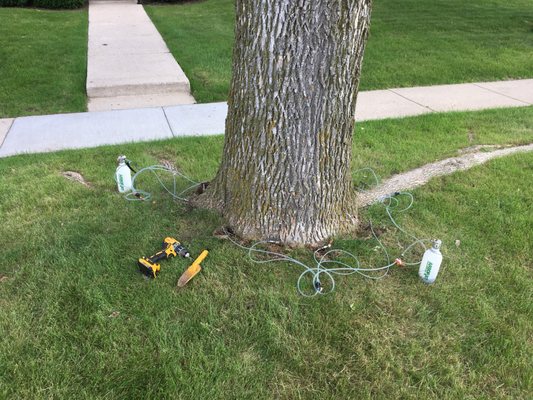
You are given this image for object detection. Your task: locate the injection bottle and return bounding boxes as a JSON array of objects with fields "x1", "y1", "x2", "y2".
[
  {"x1": 116, "y1": 155, "x2": 132, "y2": 193},
  {"x1": 418, "y1": 240, "x2": 443, "y2": 284}
]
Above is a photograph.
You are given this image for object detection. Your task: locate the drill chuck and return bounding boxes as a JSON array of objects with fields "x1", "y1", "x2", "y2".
[{"x1": 174, "y1": 244, "x2": 190, "y2": 258}]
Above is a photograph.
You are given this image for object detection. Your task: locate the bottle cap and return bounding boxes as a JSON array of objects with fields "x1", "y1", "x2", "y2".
[
  {"x1": 433, "y1": 239, "x2": 442, "y2": 250},
  {"x1": 117, "y1": 155, "x2": 127, "y2": 165}
]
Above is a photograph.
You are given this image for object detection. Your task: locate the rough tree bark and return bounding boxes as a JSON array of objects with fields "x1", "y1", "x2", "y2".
[{"x1": 197, "y1": 0, "x2": 373, "y2": 246}]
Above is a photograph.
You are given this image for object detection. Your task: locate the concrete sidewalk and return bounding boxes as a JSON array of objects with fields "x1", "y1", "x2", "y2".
[
  {"x1": 87, "y1": 0, "x2": 195, "y2": 111},
  {"x1": 0, "y1": 79, "x2": 532, "y2": 158}
]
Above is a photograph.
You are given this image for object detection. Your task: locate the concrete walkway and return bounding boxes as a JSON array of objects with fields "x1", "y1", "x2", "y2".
[
  {"x1": 0, "y1": 79, "x2": 532, "y2": 158},
  {"x1": 87, "y1": 0, "x2": 195, "y2": 111}
]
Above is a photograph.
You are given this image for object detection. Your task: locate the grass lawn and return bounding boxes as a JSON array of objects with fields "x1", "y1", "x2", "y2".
[
  {"x1": 0, "y1": 8, "x2": 88, "y2": 118},
  {"x1": 1, "y1": 106, "x2": 532, "y2": 398},
  {"x1": 146, "y1": 0, "x2": 533, "y2": 103}
]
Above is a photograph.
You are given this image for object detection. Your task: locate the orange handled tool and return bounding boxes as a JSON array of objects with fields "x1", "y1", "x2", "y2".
[{"x1": 177, "y1": 250, "x2": 209, "y2": 288}]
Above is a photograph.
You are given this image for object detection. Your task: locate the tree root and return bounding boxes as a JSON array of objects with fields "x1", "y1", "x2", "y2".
[
  {"x1": 358, "y1": 143, "x2": 533, "y2": 207},
  {"x1": 61, "y1": 171, "x2": 91, "y2": 188}
]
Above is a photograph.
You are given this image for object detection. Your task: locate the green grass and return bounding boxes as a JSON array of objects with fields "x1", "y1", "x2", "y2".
[
  {"x1": 145, "y1": 0, "x2": 533, "y2": 103},
  {"x1": 145, "y1": 0, "x2": 234, "y2": 104},
  {"x1": 1, "y1": 106, "x2": 532, "y2": 398},
  {"x1": 2, "y1": 1, "x2": 531, "y2": 116},
  {"x1": 0, "y1": 8, "x2": 88, "y2": 118}
]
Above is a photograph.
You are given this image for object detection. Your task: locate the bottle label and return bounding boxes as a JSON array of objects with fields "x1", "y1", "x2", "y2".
[
  {"x1": 118, "y1": 174, "x2": 124, "y2": 191},
  {"x1": 423, "y1": 261, "x2": 433, "y2": 280}
]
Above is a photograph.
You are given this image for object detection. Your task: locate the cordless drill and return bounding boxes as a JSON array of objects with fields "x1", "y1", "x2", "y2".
[{"x1": 138, "y1": 237, "x2": 190, "y2": 278}]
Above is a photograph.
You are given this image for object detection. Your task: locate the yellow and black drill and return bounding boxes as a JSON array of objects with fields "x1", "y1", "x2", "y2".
[{"x1": 138, "y1": 237, "x2": 190, "y2": 278}]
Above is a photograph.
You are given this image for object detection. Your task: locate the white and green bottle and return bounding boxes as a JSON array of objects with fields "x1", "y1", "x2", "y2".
[
  {"x1": 115, "y1": 155, "x2": 132, "y2": 193},
  {"x1": 418, "y1": 240, "x2": 443, "y2": 284}
]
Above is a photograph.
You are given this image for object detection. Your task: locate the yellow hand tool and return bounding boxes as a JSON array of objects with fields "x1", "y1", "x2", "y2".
[
  {"x1": 177, "y1": 250, "x2": 209, "y2": 288},
  {"x1": 138, "y1": 237, "x2": 190, "y2": 278}
]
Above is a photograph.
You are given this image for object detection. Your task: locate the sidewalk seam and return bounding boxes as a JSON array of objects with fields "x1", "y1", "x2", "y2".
[
  {"x1": 472, "y1": 83, "x2": 530, "y2": 105},
  {"x1": 0, "y1": 118, "x2": 15, "y2": 149},
  {"x1": 387, "y1": 89, "x2": 436, "y2": 112},
  {"x1": 162, "y1": 107, "x2": 176, "y2": 137}
]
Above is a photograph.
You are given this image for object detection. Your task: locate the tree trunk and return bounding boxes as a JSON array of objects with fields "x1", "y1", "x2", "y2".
[{"x1": 198, "y1": 0, "x2": 373, "y2": 246}]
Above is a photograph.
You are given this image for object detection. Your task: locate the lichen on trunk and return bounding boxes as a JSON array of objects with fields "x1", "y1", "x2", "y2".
[{"x1": 196, "y1": 0, "x2": 373, "y2": 246}]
